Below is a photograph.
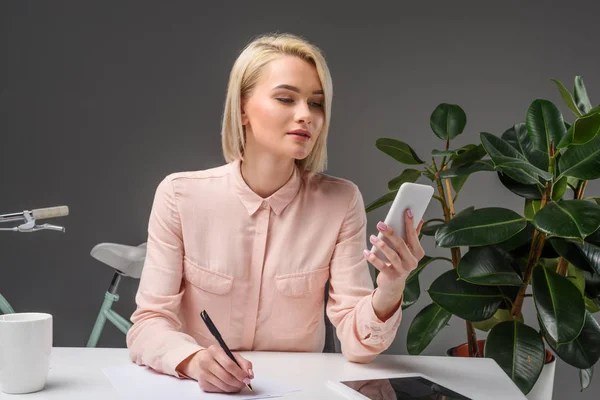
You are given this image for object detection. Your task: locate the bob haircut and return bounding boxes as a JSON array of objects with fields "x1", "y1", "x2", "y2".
[{"x1": 221, "y1": 32, "x2": 333, "y2": 173}]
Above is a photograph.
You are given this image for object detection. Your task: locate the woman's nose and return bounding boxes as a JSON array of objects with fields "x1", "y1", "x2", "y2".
[{"x1": 295, "y1": 103, "x2": 312, "y2": 124}]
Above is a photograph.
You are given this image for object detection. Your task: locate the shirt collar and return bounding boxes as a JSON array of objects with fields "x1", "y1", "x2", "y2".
[{"x1": 231, "y1": 159, "x2": 301, "y2": 216}]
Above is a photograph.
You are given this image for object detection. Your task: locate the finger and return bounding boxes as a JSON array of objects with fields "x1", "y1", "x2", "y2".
[
  {"x1": 215, "y1": 350, "x2": 249, "y2": 384},
  {"x1": 376, "y1": 222, "x2": 413, "y2": 263},
  {"x1": 363, "y1": 249, "x2": 392, "y2": 273},
  {"x1": 369, "y1": 234, "x2": 402, "y2": 268},
  {"x1": 376, "y1": 221, "x2": 408, "y2": 258},
  {"x1": 208, "y1": 358, "x2": 245, "y2": 391},
  {"x1": 404, "y1": 212, "x2": 425, "y2": 260},
  {"x1": 416, "y1": 219, "x2": 424, "y2": 235},
  {"x1": 204, "y1": 371, "x2": 242, "y2": 393},
  {"x1": 233, "y1": 353, "x2": 254, "y2": 379},
  {"x1": 198, "y1": 379, "x2": 222, "y2": 393}
]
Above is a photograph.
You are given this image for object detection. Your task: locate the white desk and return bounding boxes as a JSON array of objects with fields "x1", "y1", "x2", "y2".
[{"x1": 0, "y1": 347, "x2": 526, "y2": 399}]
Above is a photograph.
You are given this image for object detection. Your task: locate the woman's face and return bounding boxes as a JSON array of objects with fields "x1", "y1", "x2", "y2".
[{"x1": 241, "y1": 56, "x2": 325, "y2": 162}]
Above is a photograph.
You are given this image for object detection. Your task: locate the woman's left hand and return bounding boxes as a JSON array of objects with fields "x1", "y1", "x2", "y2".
[{"x1": 364, "y1": 208, "x2": 425, "y2": 301}]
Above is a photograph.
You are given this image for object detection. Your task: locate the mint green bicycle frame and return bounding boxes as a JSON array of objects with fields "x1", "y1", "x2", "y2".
[
  {"x1": 0, "y1": 292, "x2": 15, "y2": 314},
  {"x1": 86, "y1": 271, "x2": 132, "y2": 347}
]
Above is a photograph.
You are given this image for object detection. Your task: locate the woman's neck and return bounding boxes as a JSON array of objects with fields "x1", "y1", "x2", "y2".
[{"x1": 240, "y1": 154, "x2": 295, "y2": 199}]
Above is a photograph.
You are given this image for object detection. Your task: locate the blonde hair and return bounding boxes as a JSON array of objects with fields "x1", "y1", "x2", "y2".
[{"x1": 221, "y1": 32, "x2": 333, "y2": 173}]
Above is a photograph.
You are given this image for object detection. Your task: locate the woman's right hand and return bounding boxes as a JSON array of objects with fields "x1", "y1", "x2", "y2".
[{"x1": 181, "y1": 345, "x2": 254, "y2": 393}]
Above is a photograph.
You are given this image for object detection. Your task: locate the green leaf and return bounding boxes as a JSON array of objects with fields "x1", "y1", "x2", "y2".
[
  {"x1": 502, "y1": 122, "x2": 549, "y2": 171},
  {"x1": 545, "y1": 311, "x2": 600, "y2": 369},
  {"x1": 567, "y1": 263, "x2": 586, "y2": 294},
  {"x1": 585, "y1": 297, "x2": 600, "y2": 313},
  {"x1": 571, "y1": 107, "x2": 600, "y2": 145},
  {"x1": 552, "y1": 176, "x2": 568, "y2": 201},
  {"x1": 579, "y1": 367, "x2": 594, "y2": 392},
  {"x1": 472, "y1": 308, "x2": 523, "y2": 332},
  {"x1": 481, "y1": 131, "x2": 527, "y2": 160},
  {"x1": 498, "y1": 172, "x2": 544, "y2": 199},
  {"x1": 588, "y1": 196, "x2": 600, "y2": 206},
  {"x1": 557, "y1": 124, "x2": 574, "y2": 149},
  {"x1": 533, "y1": 200, "x2": 600, "y2": 240},
  {"x1": 548, "y1": 237, "x2": 600, "y2": 274},
  {"x1": 552, "y1": 78, "x2": 583, "y2": 117},
  {"x1": 526, "y1": 99, "x2": 567, "y2": 156},
  {"x1": 421, "y1": 219, "x2": 445, "y2": 237},
  {"x1": 532, "y1": 266, "x2": 585, "y2": 344},
  {"x1": 402, "y1": 277, "x2": 421, "y2": 310},
  {"x1": 430, "y1": 103, "x2": 467, "y2": 140},
  {"x1": 435, "y1": 207, "x2": 527, "y2": 248},
  {"x1": 406, "y1": 303, "x2": 452, "y2": 355},
  {"x1": 585, "y1": 271, "x2": 600, "y2": 298},
  {"x1": 376, "y1": 138, "x2": 424, "y2": 165},
  {"x1": 558, "y1": 134, "x2": 600, "y2": 180},
  {"x1": 431, "y1": 149, "x2": 457, "y2": 157},
  {"x1": 402, "y1": 256, "x2": 447, "y2": 309},
  {"x1": 493, "y1": 156, "x2": 552, "y2": 184},
  {"x1": 438, "y1": 159, "x2": 495, "y2": 178},
  {"x1": 574, "y1": 75, "x2": 592, "y2": 115},
  {"x1": 524, "y1": 199, "x2": 542, "y2": 221},
  {"x1": 451, "y1": 144, "x2": 486, "y2": 164},
  {"x1": 457, "y1": 246, "x2": 523, "y2": 286},
  {"x1": 484, "y1": 321, "x2": 545, "y2": 395},
  {"x1": 365, "y1": 190, "x2": 396, "y2": 213},
  {"x1": 388, "y1": 169, "x2": 421, "y2": 190},
  {"x1": 428, "y1": 269, "x2": 504, "y2": 321},
  {"x1": 497, "y1": 223, "x2": 535, "y2": 252},
  {"x1": 481, "y1": 132, "x2": 551, "y2": 184}
]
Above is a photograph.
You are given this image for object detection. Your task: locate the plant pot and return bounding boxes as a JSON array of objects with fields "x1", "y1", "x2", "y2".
[{"x1": 447, "y1": 340, "x2": 556, "y2": 400}]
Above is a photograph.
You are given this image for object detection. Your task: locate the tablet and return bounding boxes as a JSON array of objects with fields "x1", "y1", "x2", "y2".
[{"x1": 327, "y1": 376, "x2": 472, "y2": 400}]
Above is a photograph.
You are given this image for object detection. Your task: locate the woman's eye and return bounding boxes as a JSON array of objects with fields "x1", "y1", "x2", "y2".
[
  {"x1": 276, "y1": 98, "x2": 294, "y2": 103},
  {"x1": 310, "y1": 102, "x2": 323, "y2": 108}
]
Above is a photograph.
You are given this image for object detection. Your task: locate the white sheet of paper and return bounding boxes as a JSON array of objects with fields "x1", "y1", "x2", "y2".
[{"x1": 102, "y1": 363, "x2": 299, "y2": 399}]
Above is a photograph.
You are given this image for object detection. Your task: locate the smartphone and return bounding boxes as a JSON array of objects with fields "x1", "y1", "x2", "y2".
[{"x1": 370, "y1": 182, "x2": 434, "y2": 264}]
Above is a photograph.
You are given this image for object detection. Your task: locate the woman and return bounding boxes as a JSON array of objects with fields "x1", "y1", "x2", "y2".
[{"x1": 126, "y1": 32, "x2": 425, "y2": 394}]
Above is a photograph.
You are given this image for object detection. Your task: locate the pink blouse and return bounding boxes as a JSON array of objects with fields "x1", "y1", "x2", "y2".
[{"x1": 126, "y1": 159, "x2": 402, "y2": 377}]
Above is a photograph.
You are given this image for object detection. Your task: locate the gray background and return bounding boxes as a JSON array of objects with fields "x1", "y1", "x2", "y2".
[{"x1": 2, "y1": 0, "x2": 599, "y2": 397}]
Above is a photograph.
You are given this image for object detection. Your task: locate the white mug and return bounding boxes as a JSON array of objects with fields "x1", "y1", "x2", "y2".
[{"x1": 0, "y1": 312, "x2": 53, "y2": 394}]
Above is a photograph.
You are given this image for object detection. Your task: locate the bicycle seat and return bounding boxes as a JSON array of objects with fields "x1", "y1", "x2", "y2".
[{"x1": 90, "y1": 242, "x2": 147, "y2": 279}]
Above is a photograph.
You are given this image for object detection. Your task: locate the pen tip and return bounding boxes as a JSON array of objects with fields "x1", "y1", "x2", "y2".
[{"x1": 247, "y1": 383, "x2": 253, "y2": 392}]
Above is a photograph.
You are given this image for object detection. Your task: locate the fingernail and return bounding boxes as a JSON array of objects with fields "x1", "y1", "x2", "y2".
[
  {"x1": 243, "y1": 378, "x2": 251, "y2": 384},
  {"x1": 248, "y1": 369, "x2": 254, "y2": 378},
  {"x1": 363, "y1": 249, "x2": 371, "y2": 258},
  {"x1": 370, "y1": 234, "x2": 379, "y2": 243},
  {"x1": 377, "y1": 221, "x2": 387, "y2": 231},
  {"x1": 407, "y1": 209, "x2": 413, "y2": 218}
]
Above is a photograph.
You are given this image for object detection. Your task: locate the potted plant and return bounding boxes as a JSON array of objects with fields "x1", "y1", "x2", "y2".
[{"x1": 366, "y1": 75, "x2": 600, "y2": 398}]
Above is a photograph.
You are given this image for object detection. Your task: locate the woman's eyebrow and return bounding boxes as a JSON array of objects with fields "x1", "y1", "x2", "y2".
[{"x1": 272, "y1": 84, "x2": 324, "y2": 95}]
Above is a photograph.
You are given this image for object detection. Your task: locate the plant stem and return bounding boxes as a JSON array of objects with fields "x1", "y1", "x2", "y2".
[
  {"x1": 511, "y1": 229, "x2": 546, "y2": 318},
  {"x1": 436, "y1": 162, "x2": 480, "y2": 357},
  {"x1": 575, "y1": 180, "x2": 588, "y2": 200},
  {"x1": 556, "y1": 258, "x2": 569, "y2": 277},
  {"x1": 511, "y1": 183, "x2": 551, "y2": 318}
]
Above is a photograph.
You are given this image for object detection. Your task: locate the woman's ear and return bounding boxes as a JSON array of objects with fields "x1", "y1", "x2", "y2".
[{"x1": 240, "y1": 98, "x2": 249, "y2": 125}]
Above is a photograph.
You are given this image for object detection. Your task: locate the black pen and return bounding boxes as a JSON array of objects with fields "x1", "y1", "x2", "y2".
[{"x1": 200, "y1": 310, "x2": 253, "y2": 392}]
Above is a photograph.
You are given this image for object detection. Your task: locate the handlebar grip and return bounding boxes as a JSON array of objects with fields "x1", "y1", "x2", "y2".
[{"x1": 31, "y1": 206, "x2": 69, "y2": 220}]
